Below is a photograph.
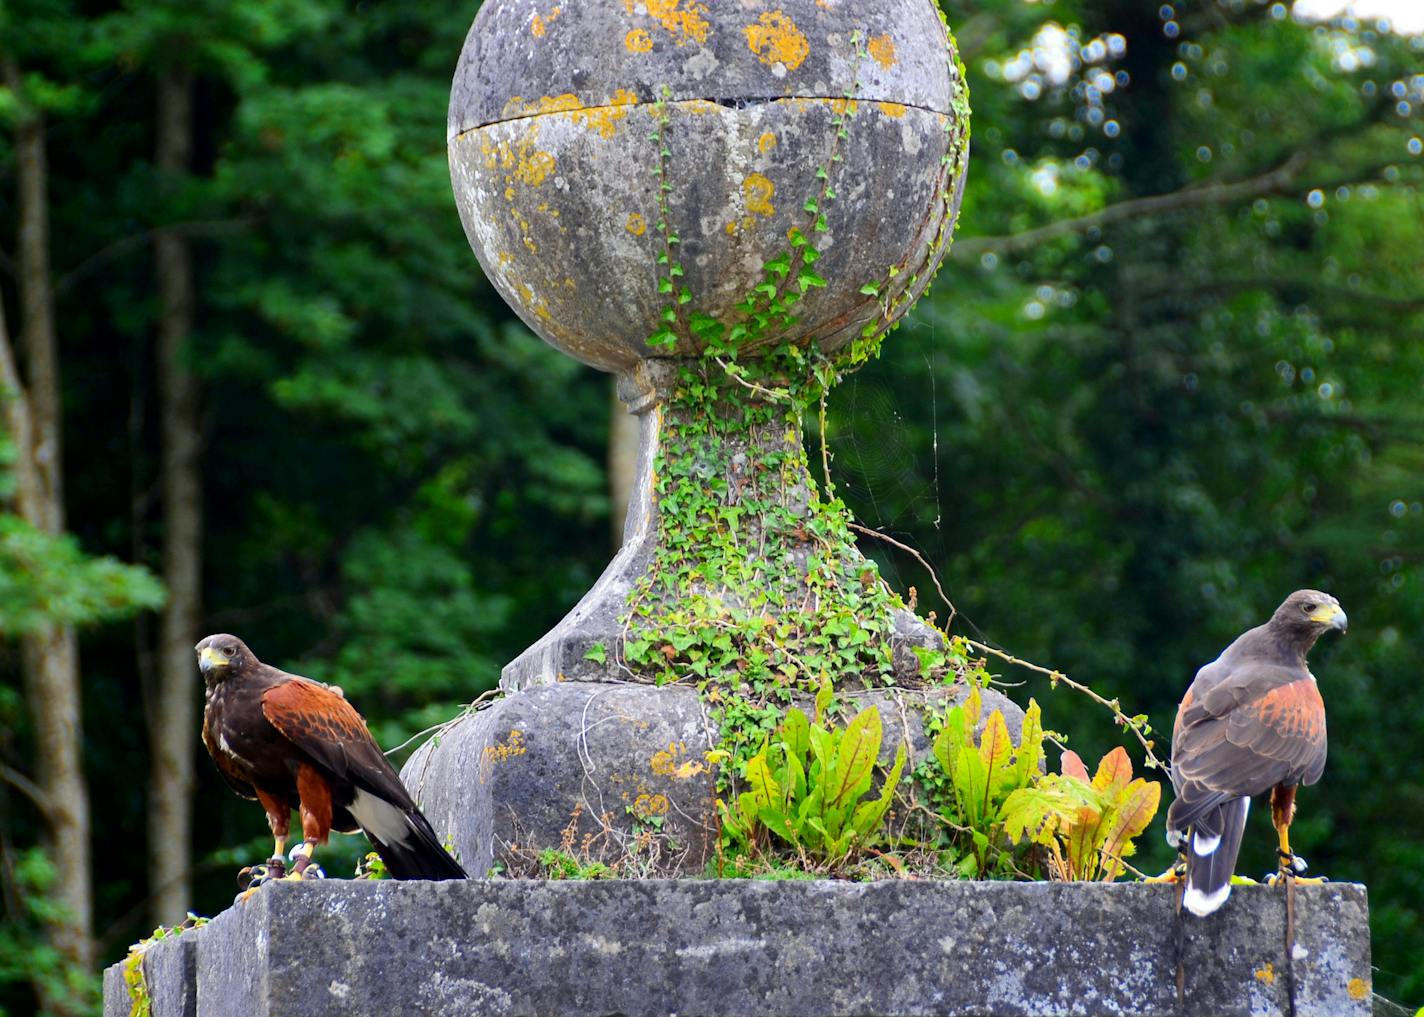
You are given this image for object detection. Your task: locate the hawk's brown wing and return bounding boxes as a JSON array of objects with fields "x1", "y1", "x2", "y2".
[
  {"x1": 260, "y1": 678, "x2": 416, "y2": 809},
  {"x1": 260, "y1": 677, "x2": 465, "y2": 880},
  {"x1": 1170, "y1": 662, "x2": 1327, "y2": 830}
]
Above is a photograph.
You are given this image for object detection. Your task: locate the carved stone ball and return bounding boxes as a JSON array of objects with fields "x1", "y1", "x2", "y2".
[{"x1": 449, "y1": 0, "x2": 970, "y2": 372}]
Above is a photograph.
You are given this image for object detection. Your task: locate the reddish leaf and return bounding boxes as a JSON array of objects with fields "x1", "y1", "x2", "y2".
[
  {"x1": 1091, "y1": 746, "x2": 1133, "y2": 796},
  {"x1": 1060, "y1": 749, "x2": 1090, "y2": 783}
]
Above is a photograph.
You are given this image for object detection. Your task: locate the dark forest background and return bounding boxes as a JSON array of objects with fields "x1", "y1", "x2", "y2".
[{"x1": 1, "y1": 0, "x2": 1421, "y2": 1012}]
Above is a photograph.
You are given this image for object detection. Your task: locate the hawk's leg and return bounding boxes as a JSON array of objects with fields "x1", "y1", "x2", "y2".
[
  {"x1": 285, "y1": 763, "x2": 334, "y2": 880},
  {"x1": 252, "y1": 788, "x2": 291, "y2": 881},
  {"x1": 1267, "y1": 784, "x2": 1326, "y2": 885}
]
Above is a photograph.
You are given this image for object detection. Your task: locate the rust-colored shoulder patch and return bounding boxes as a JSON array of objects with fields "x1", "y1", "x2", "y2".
[
  {"x1": 1250, "y1": 678, "x2": 1325, "y2": 742},
  {"x1": 1173, "y1": 686, "x2": 1195, "y2": 739},
  {"x1": 262, "y1": 678, "x2": 370, "y2": 748}
]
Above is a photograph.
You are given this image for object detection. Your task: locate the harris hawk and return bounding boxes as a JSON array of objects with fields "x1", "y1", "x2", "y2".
[
  {"x1": 1164, "y1": 590, "x2": 1346, "y2": 916},
  {"x1": 196, "y1": 634, "x2": 466, "y2": 883}
]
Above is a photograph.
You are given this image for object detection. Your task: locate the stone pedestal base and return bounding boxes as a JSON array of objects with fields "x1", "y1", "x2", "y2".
[
  {"x1": 103, "y1": 880, "x2": 1371, "y2": 1017},
  {"x1": 399, "y1": 680, "x2": 1024, "y2": 879}
]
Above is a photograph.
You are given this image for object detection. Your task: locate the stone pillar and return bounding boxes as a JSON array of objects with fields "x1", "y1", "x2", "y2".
[{"x1": 418, "y1": 0, "x2": 980, "y2": 875}]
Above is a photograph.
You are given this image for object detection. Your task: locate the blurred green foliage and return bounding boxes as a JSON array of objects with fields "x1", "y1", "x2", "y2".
[
  {"x1": 829, "y1": 0, "x2": 1424, "y2": 1001},
  {"x1": 0, "y1": 0, "x2": 1420, "y2": 1011}
]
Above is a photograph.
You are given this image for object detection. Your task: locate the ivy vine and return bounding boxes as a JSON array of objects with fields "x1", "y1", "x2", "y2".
[{"x1": 615, "y1": 28, "x2": 972, "y2": 787}]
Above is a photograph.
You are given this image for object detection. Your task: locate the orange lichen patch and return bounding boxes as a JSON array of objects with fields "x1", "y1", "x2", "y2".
[
  {"x1": 497, "y1": 250, "x2": 515, "y2": 267},
  {"x1": 1254, "y1": 963, "x2": 1275, "y2": 986},
  {"x1": 679, "y1": 99, "x2": 721, "y2": 115},
  {"x1": 632, "y1": 792, "x2": 670, "y2": 818},
  {"x1": 625, "y1": 212, "x2": 647, "y2": 236},
  {"x1": 530, "y1": 5, "x2": 561, "y2": 37},
  {"x1": 757, "y1": 131, "x2": 778, "y2": 153},
  {"x1": 502, "y1": 93, "x2": 583, "y2": 119},
  {"x1": 625, "y1": 27, "x2": 654, "y2": 52},
  {"x1": 532, "y1": 93, "x2": 582, "y2": 115},
  {"x1": 830, "y1": 97, "x2": 859, "y2": 115},
  {"x1": 480, "y1": 729, "x2": 527, "y2": 782},
  {"x1": 481, "y1": 125, "x2": 557, "y2": 204},
  {"x1": 510, "y1": 207, "x2": 538, "y2": 253},
  {"x1": 650, "y1": 742, "x2": 706, "y2": 779},
  {"x1": 623, "y1": 0, "x2": 710, "y2": 47},
  {"x1": 868, "y1": 33, "x2": 897, "y2": 69},
  {"x1": 515, "y1": 150, "x2": 555, "y2": 187},
  {"x1": 742, "y1": 172, "x2": 775, "y2": 216},
  {"x1": 565, "y1": 90, "x2": 639, "y2": 138},
  {"x1": 727, "y1": 173, "x2": 775, "y2": 236},
  {"x1": 877, "y1": 101, "x2": 907, "y2": 118},
  {"x1": 744, "y1": 11, "x2": 809, "y2": 71},
  {"x1": 1348, "y1": 978, "x2": 1370, "y2": 1000}
]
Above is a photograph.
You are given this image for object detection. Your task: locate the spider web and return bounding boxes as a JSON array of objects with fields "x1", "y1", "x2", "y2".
[{"x1": 823, "y1": 321, "x2": 987, "y2": 641}]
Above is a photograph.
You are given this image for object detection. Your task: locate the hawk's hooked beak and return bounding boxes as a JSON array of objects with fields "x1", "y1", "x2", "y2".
[
  {"x1": 198, "y1": 646, "x2": 228, "y2": 674},
  {"x1": 1310, "y1": 603, "x2": 1348, "y2": 633}
]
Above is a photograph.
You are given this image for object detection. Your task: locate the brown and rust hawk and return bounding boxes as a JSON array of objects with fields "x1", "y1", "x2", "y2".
[
  {"x1": 197, "y1": 633, "x2": 466, "y2": 883},
  {"x1": 1165, "y1": 590, "x2": 1345, "y2": 916}
]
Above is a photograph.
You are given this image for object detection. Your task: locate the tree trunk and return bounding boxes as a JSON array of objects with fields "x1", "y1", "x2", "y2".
[
  {"x1": 3, "y1": 55, "x2": 94, "y2": 1003},
  {"x1": 148, "y1": 65, "x2": 201, "y2": 927}
]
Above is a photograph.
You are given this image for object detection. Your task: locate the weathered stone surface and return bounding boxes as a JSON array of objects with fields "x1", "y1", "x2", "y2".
[
  {"x1": 451, "y1": 0, "x2": 959, "y2": 135},
  {"x1": 449, "y1": 0, "x2": 968, "y2": 372},
  {"x1": 102, "y1": 879, "x2": 1372, "y2": 1017},
  {"x1": 403, "y1": 681, "x2": 1025, "y2": 878},
  {"x1": 451, "y1": 98, "x2": 964, "y2": 371},
  {"x1": 404, "y1": 682, "x2": 720, "y2": 878},
  {"x1": 103, "y1": 928, "x2": 200, "y2": 1017},
  {"x1": 101, "y1": 963, "x2": 127, "y2": 1017}
]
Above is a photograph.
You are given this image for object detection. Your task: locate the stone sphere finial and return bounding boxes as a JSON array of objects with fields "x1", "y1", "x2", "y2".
[{"x1": 449, "y1": 0, "x2": 969, "y2": 372}]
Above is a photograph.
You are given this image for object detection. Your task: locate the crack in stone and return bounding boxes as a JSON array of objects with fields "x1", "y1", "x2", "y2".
[{"x1": 451, "y1": 94, "x2": 951, "y2": 141}]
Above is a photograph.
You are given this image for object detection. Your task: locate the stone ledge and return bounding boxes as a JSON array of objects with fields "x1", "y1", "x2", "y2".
[{"x1": 103, "y1": 879, "x2": 1371, "y2": 1017}]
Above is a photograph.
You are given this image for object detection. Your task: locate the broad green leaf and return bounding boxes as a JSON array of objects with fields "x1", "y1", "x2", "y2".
[
  {"x1": 850, "y1": 744, "x2": 906, "y2": 837},
  {"x1": 1012, "y1": 699, "x2": 1045, "y2": 789},
  {"x1": 954, "y1": 742, "x2": 989, "y2": 827},
  {"x1": 933, "y1": 703, "x2": 967, "y2": 779},
  {"x1": 814, "y1": 675, "x2": 834, "y2": 722},
  {"x1": 825, "y1": 706, "x2": 881, "y2": 809},
  {"x1": 782, "y1": 739, "x2": 807, "y2": 802},
  {"x1": 742, "y1": 751, "x2": 780, "y2": 811},
  {"x1": 759, "y1": 807, "x2": 796, "y2": 845},
  {"x1": 782, "y1": 707, "x2": 810, "y2": 761}
]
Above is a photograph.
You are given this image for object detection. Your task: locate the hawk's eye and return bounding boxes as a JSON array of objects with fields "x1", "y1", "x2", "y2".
[
  {"x1": 224, "y1": 646, "x2": 236, "y2": 657},
  {"x1": 1300, "y1": 602, "x2": 1314, "y2": 613}
]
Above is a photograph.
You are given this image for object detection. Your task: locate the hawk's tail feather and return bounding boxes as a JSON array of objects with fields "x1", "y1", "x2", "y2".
[
  {"x1": 370, "y1": 808, "x2": 467, "y2": 881},
  {"x1": 1181, "y1": 796, "x2": 1249, "y2": 916},
  {"x1": 350, "y1": 789, "x2": 467, "y2": 880}
]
